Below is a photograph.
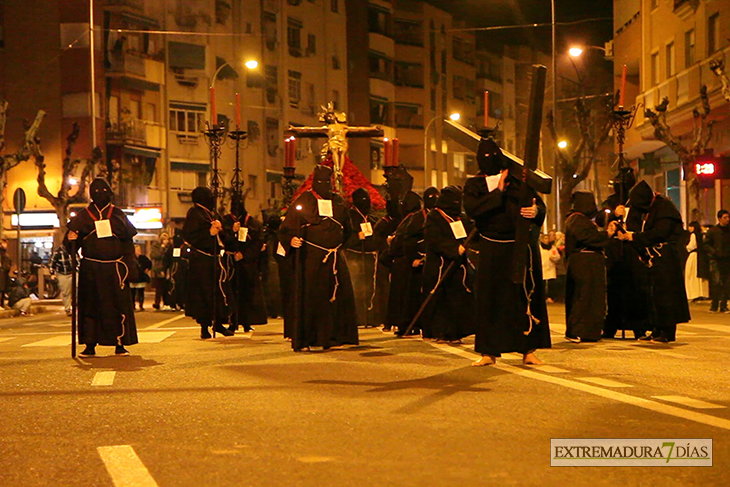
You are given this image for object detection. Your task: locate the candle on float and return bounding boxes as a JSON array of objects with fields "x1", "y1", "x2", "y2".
[
  {"x1": 392, "y1": 138, "x2": 400, "y2": 167},
  {"x1": 290, "y1": 137, "x2": 297, "y2": 165},
  {"x1": 210, "y1": 86, "x2": 217, "y2": 126},
  {"x1": 235, "y1": 93, "x2": 241, "y2": 128},
  {"x1": 484, "y1": 90, "x2": 489, "y2": 127},
  {"x1": 283, "y1": 138, "x2": 290, "y2": 167},
  {"x1": 619, "y1": 65, "x2": 627, "y2": 108},
  {"x1": 383, "y1": 139, "x2": 392, "y2": 167}
]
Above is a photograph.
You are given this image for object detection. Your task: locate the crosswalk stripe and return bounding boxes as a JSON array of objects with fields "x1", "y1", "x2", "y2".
[
  {"x1": 577, "y1": 377, "x2": 633, "y2": 388},
  {"x1": 651, "y1": 395, "x2": 726, "y2": 410},
  {"x1": 683, "y1": 324, "x2": 730, "y2": 334},
  {"x1": 20, "y1": 331, "x2": 176, "y2": 347},
  {"x1": 137, "y1": 331, "x2": 176, "y2": 343},
  {"x1": 144, "y1": 314, "x2": 186, "y2": 330},
  {"x1": 0, "y1": 337, "x2": 14, "y2": 343},
  {"x1": 92, "y1": 371, "x2": 116, "y2": 386},
  {"x1": 536, "y1": 365, "x2": 570, "y2": 373},
  {"x1": 98, "y1": 445, "x2": 158, "y2": 487}
]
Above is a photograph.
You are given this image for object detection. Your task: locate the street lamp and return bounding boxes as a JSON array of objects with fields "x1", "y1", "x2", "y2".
[
  {"x1": 557, "y1": 140, "x2": 568, "y2": 149},
  {"x1": 424, "y1": 112, "x2": 460, "y2": 188},
  {"x1": 568, "y1": 45, "x2": 608, "y2": 58},
  {"x1": 210, "y1": 59, "x2": 259, "y2": 89}
]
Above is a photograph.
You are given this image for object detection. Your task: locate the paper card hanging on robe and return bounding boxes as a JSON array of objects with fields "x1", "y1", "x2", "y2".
[
  {"x1": 238, "y1": 227, "x2": 249, "y2": 242},
  {"x1": 450, "y1": 220, "x2": 467, "y2": 239},
  {"x1": 277, "y1": 242, "x2": 287, "y2": 257},
  {"x1": 220, "y1": 249, "x2": 225, "y2": 257},
  {"x1": 173, "y1": 248, "x2": 181, "y2": 258},
  {"x1": 318, "y1": 199, "x2": 333, "y2": 217},
  {"x1": 360, "y1": 222, "x2": 373, "y2": 237},
  {"x1": 94, "y1": 219, "x2": 113, "y2": 238},
  {"x1": 485, "y1": 174, "x2": 502, "y2": 193}
]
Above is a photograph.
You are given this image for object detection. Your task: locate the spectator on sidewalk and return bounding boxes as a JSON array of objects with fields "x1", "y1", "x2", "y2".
[
  {"x1": 49, "y1": 245, "x2": 74, "y2": 316},
  {"x1": 8, "y1": 276, "x2": 32, "y2": 316},
  {"x1": 130, "y1": 245, "x2": 152, "y2": 311},
  {"x1": 150, "y1": 232, "x2": 170, "y2": 310},
  {"x1": 704, "y1": 209, "x2": 730, "y2": 313},
  {"x1": 0, "y1": 239, "x2": 12, "y2": 309}
]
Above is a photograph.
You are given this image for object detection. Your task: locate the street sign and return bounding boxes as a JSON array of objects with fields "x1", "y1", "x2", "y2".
[{"x1": 13, "y1": 188, "x2": 26, "y2": 214}]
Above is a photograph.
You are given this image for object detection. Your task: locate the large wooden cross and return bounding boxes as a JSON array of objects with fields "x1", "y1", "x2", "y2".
[{"x1": 286, "y1": 103, "x2": 384, "y2": 193}]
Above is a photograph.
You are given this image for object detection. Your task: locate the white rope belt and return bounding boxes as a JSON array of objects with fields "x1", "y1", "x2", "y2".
[
  {"x1": 186, "y1": 244, "x2": 229, "y2": 306},
  {"x1": 480, "y1": 235, "x2": 516, "y2": 243},
  {"x1": 305, "y1": 240, "x2": 342, "y2": 302},
  {"x1": 82, "y1": 256, "x2": 129, "y2": 346}
]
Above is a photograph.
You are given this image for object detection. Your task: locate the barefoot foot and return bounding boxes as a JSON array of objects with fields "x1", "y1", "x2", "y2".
[
  {"x1": 472, "y1": 355, "x2": 496, "y2": 367},
  {"x1": 523, "y1": 352, "x2": 544, "y2": 365}
]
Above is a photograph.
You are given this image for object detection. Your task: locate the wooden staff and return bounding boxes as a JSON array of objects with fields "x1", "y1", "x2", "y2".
[
  {"x1": 401, "y1": 228, "x2": 478, "y2": 337},
  {"x1": 70, "y1": 241, "x2": 77, "y2": 358}
]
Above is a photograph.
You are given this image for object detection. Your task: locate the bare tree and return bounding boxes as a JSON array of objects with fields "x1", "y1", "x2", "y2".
[
  {"x1": 0, "y1": 101, "x2": 45, "y2": 237},
  {"x1": 710, "y1": 59, "x2": 730, "y2": 103},
  {"x1": 547, "y1": 94, "x2": 614, "y2": 226},
  {"x1": 33, "y1": 122, "x2": 104, "y2": 245},
  {"x1": 644, "y1": 85, "x2": 714, "y2": 220}
]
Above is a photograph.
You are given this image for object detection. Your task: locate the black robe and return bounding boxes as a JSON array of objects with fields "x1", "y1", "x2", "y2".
[
  {"x1": 564, "y1": 212, "x2": 610, "y2": 341},
  {"x1": 603, "y1": 193, "x2": 651, "y2": 336},
  {"x1": 64, "y1": 204, "x2": 138, "y2": 347},
  {"x1": 372, "y1": 214, "x2": 400, "y2": 326},
  {"x1": 163, "y1": 237, "x2": 188, "y2": 310},
  {"x1": 386, "y1": 210, "x2": 425, "y2": 333},
  {"x1": 631, "y1": 196, "x2": 691, "y2": 339},
  {"x1": 422, "y1": 209, "x2": 475, "y2": 341},
  {"x1": 182, "y1": 204, "x2": 231, "y2": 324},
  {"x1": 223, "y1": 213, "x2": 268, "y2": 329},
  {"x1": 278, "y1": 191, "x2": 358, "y2": 350},
  {"x1": 345, "y1": 208, "x2": 379, "y2": 326},
  {"x1": 463, "y1": 175, "x2": 551, "y2": 357}
]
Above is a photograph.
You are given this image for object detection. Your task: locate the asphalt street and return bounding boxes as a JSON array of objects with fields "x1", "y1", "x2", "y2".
[{"x1": 0, "y1": 301, "x2": 728, "y2": 486}]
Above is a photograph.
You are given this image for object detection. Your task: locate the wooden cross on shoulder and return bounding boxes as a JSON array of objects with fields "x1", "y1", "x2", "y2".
[{"x1": 286, "y1": 102, "x2": 383, "y2": 192}]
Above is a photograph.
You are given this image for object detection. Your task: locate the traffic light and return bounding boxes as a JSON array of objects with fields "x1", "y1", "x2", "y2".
[{"x1": 694, "y1": 152, "x2": 728, "y2": 189}]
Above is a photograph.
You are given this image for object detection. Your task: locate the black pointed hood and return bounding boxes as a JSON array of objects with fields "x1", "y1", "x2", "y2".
[
  {"x1": 627, "y1": 180, "x2": 654, "y2": 213},
  {"x1": 352, "y1": 187, "x2": 371, "y2": 214},
  {"x1": 423, "y1": 186, "x2": 440, "y2": 210},
  {"x1": 312, "y1": 165, "x2": 333, "y2": 199},
  {"x1": 90, "y1": 178, "x2": 113, "y2": 208},
  {"x1": 386, "y1": 199, "x2": 401, "y2": 220},
  {"x1": 436, "y1": 185, "x2": 462, "y2": 218},
  {"x1": 192, "y1": 186, "x2": 215, "y2": 211},
  {"x1": 476, "y1": 137, "x2": 506, "y2": 176},
  {"x1": 569, "y1": 191, "x2": 598, "y2": 219},
  {"x1": 400, "y1": 191, "x2": 422, "y2": 215},
  {"x1": 230, "y1": 195, "x2": 247, "y2": 220}
]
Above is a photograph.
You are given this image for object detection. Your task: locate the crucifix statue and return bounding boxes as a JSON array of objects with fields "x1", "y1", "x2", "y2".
[{"x1": 286, "y1": 102, "x2": 384, "y2": 193}]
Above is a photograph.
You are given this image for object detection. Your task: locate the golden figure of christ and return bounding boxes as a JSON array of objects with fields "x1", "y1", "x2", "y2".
[{"x1": 287, "y1": 103, "x2": 383, "y2": 192}]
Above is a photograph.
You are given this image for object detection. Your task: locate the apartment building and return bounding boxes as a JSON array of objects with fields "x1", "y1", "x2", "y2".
[
  {"x1": 346, "y1": 0, "x2": 477, "y2": 191},
  {"x1": 614, "y1": 0, "x2": 730, "y2": 223}
]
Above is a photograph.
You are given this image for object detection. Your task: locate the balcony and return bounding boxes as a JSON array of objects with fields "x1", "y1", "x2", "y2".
[
  {"x1": 673, "y1": 0, "x2": 698, "y2": 21},
  {"x1": 106, "y1": 0, "x2": 144, "y2": 10},
  {"x1": 107, "y1": 51, "x2": 165, "y2": 87},
  {"x1": 107, "y1": 118, "x2": 164, "y2": 149}
]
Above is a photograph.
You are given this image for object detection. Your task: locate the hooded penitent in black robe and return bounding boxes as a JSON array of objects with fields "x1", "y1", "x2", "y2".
[
  {"x1": 463, "y1": 138, "x2": 551, "y2": 357},
  {"x1": 373, "y1": 200, "x2": 402, "y2": 328},
  {"x1": 627, "y1": 181, "x2": 690, "y2": 341},
  {"x1": 386, "y1": 191, "x2": 423, "y2": 335},
  {"x1": 565, "y1": 192, "x2": 611, "y2": 342},
  {"x1": 262, "y1": 213, "x2": 284, "y2": 319},
  {"x1": 163, "y1": 230, "x2": 187, "y2": 310},
  {"x1": 422, "y1": 186, "x2": 475, "y2": 342},
  {"x1": 182, "y1": 187, "x2": 232, "y2": 337},
  {"x1": 64, "y1": 178, "x2": 138, "y2": 347},
  {"x1": 278, "y1": 165, "x2": 358, "y2": 350},
  {"x1": 224, "y1": 198, "x2": 268, "y2": 332},
  {"x1": 345, "y1": 188, "x2": 380, "y2": 327},
  {"x1": 601, "y1": 168, "x2": 650, "y2": 338}
]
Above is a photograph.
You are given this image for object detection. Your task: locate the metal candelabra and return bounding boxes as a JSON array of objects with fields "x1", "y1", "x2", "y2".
[
  {"x1": 282, "y1": 166, "x2": 297, "y2": 206},
  {"x1": 204, "y1": 122, "x2": 227, "y2": 205},
  {"x1": 228, "y1": 128, "x2": 248, "y2": 200},
  {"x1": 612, "y1": 103, "x2": 642, "y2": 176}
]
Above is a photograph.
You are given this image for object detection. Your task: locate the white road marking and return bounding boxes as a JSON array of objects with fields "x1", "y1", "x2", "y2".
[
  {"x1": 577, "y1": 377, "x2": 633, "y2": 388},
  {"x1": 652, "y1": 395, "x2": 726, "y2": 410},
  {"x1": 137, "y1": 331, "x2": 176, "y2": 343},
  {"x1": 144, "y1": 314, "x2": 186, "y2": 330},
  {"x1": 0, "y1": 337, "x2": 14, "y2": 343},
  {"x1": 20, "y1": 331, "x2": 175, "y2": 347},
  {"x1": 91, "y1": 371, "x2": 116, "y2": 386},
  {"x1": 431, "y1": 342, "x2": 730, "y2": 431},
  {"x1": 536, "y1": 365, "x2": 570, "y2": 373},
  {"x1": 623, "y1": 343, "x2": 694, "y2": 359},
  {"x1": 97, "y1": 445, "x2": 158, "y2": 487},
  {"x1": 22, "y1": 335, "x2": 70, "y2": 347},
  {"x1": 683, "y1": 324, "x2": 730, "y2": 334}
]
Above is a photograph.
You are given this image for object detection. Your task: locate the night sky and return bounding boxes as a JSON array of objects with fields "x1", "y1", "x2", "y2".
[{"x1": 425, "y1": 0, "x2": 614, "y2": 53}]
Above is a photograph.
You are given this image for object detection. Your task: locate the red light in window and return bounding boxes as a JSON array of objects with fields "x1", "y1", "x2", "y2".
[{"x1": 695, "y1": 162, "x2": 716, "y2": 175}]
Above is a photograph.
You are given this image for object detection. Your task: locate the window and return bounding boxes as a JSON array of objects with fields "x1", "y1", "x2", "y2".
[
  {"x1": 265, "y1": 65, "x2": 278, "y2": 104},
  {"x1": 708, "y1": 13, "x2": 720, "y2": 55},
  {"x1": 392, "y1": 19, "x2": 423, "y2": 46},
  {"x1": 370, "y1": 97, "x2": 390, "y2": 125},
  {"x1": 368, "y1": 6, "x2": 389, "y2": 36},
  {"x1": 169, "y1": 109, "x2": 204, "y2": 135},
  {"x1": 394, "y1": 103, "x2": 423, "y2": 129},
  {"x1": 650, "y1": 0, "x2": 658, "y2": 10},
  {"x1": 331, "y1": 53, "x2": 341, "y2": 70},
  {"x1": 452, "y1": 37, "x2": 474, "y2": 64},
  {"x1": 288, "y1": 70, "x2": 301, "y2": 108},
  {"x1": 263, "y1": 12, "x2": 277, "y2": 52},
  {"x1": 453, "y1": 75, "x2": 466, "y2": 100},
  {"x1": 170, "y1": 170, "x2": 207, "y2": 191},
  {"x1": 331, "y1": 0, "x2": 338, "y2": 13},
  {"x1": 248, "y1": 175, "x2": 258, "y2": 198},
  {"x1": 666, "y1": 42, "x2": 675, "y2": 78},
  {"x1": 368, "y1": 51, "x2": 393, "y2": 81},
  {"x1": 287, "y1": 18, "x2": 302, "y2": 57},
  {"x1": 307, "y1": 33, "x2": 316, "y2": 55},
  {"x1": 332, "y1": 90, "x2": 340, "y2": 110},
  {"x1": 394, "y1": 62, "x2": 424, "y2": 87},
  {"x1": 651, "y1": 51, "x2": 659, "y2": 86},
  {"x1": 685, "y1": 29, "x2": 695, "y2": 67}
]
